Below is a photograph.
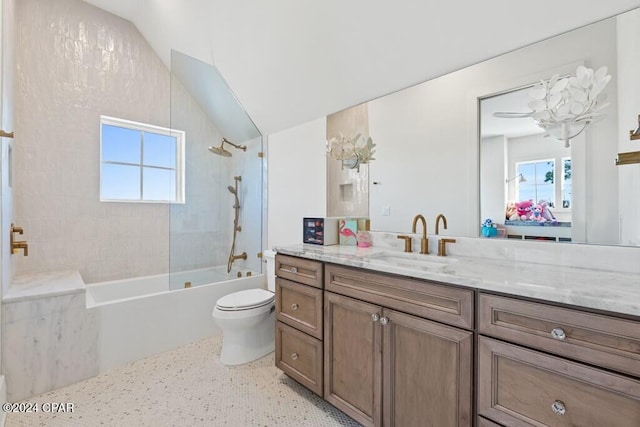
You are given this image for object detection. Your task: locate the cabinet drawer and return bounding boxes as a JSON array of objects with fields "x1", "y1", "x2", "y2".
[
  {"x1": 478, "y1": 337, "x2": 640, "y2": 427},
  {"x1": 477, "y1": 417, "x2": 502, "y2": 427},
  {"x1": 275, "y1": 321, "x2": 323, "y2": 396},
  {"x1": 479, "y1": 293, "x2": 640, "y2": 377},
  {"x1": 325, "y1": 263, "x2": 474, "y2": 329},
  {"x1": 276, "y1": 278, "x2": 323, "y2": 339},
  {"x1": 275, "y1": 254, "x2": 323, "y2": 288}
]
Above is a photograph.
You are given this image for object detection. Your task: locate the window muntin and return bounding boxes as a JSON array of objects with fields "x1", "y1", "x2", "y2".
[{"x1": 100, "y1": 116, "x2": 185, "y2": 203}]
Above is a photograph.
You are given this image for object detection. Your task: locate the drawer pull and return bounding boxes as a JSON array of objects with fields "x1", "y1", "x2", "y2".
[
  {"x1": 291, "y1": 303, "x2": 299, "y2": 311},
  {"x1": 551, "y1": 400, "x2": 566, "y2": 415},
  {"x1": 371, "y1": 313, "x2": 380, "y2": 322},
  {"x1": 380, "y1": 317, "x2": 389, "y2": 326},
  {"x1": 291, "y1": 352, "x2": 299, "y2": 360},
  {"x1": 282, "y1": 266, "x2": 298, "y2": 274},
  {"x1": 551, "y1": 327, "x2": 567, "y2": 341}
]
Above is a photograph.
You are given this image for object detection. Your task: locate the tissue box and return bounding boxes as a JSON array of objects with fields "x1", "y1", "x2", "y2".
[
  {"x1": 303, "y1": 217, "x2": 339, "y2": 245},
  {"x1": 339, "y1": 219, "x2": 359, "y2": 245}
]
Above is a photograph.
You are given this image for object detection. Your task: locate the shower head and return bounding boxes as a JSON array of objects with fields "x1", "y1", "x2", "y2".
[
  {"x1": 227, "y1": 186, "x2": 237, "y2": 194},
  {"x1": 208, "y1": 138, "x2": 247, "y2": 157},
  {"x1": 208, "y1": 145, "x2": 232, "y2": 157}
]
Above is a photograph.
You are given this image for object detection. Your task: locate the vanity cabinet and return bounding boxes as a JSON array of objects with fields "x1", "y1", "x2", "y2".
[
  {"x1": 274, "y1": 254, "x2": 324, "y2": 395},
  {"x1": 478, "y1": 293, "x2": 640, "y2": 426},
  {"x1": 324, "y1": 263, "x2": 473, "y2": 427}
]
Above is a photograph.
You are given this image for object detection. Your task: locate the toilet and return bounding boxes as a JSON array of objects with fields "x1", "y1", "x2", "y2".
[{"x1": 212, "y1": 250, "x2": 276, "y2": 365}]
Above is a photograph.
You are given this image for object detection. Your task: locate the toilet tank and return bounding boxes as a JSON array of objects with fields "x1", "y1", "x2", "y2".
[{"x1": 263, "y1": 249, "x2": 277, "y2": 292}]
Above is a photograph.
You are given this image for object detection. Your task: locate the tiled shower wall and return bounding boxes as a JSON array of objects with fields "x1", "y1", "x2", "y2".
[{"x1": 13, "y1": 0, "x2": 235, "y2": 283}]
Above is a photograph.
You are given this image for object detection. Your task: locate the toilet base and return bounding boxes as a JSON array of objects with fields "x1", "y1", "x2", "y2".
[{"x1": 218, "y1": 310, "x2": 275, "y2": 365}]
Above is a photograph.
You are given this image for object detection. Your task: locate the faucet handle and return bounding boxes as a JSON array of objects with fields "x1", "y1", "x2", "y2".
[
  {"x1": 437, "y1": 238, "x2": 456, "y2": 256},
  {"x1": 397, "y1": 235, "x2": 413, "y2": 253}
]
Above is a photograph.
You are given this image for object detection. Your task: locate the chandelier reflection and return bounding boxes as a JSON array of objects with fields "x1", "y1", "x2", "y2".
[{"x1": 528, "y1": 65, "x2": 611, "y2": 147}]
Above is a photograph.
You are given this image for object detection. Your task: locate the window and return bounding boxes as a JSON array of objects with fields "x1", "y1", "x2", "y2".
[
  {"x1": 100, "y1": 116, "x2": 185, "y2": 203},
  {"x1": 516, "y1": 159, "x2": 555, "y2": 207},
  {"x1": 561, "y1": 157, "x2": 572, "y2": 208}
]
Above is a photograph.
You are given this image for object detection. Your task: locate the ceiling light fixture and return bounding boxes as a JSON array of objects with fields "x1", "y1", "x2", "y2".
[{"x1": 528, "y1": 65, "x2": 611, "y2": 148}]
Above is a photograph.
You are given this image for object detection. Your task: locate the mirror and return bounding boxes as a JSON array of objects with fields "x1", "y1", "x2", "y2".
[{"x1": 331, "y1": 7, "x2": 640, "y2": 247}]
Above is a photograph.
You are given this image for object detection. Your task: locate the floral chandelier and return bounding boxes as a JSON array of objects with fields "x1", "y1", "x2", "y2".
[
  {"x1": 326, "y1": 133, "x2": 376, "y2": 171},
  {"x1": 528, "y1": 65, "x2": 611, "y2": 147}
]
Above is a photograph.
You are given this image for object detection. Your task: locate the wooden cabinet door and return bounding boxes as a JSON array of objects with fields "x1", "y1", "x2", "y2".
[
  {"x1": 382, "y1": 308, "x2": 473, "y2": 427},
  {"x1": 324, "y1": 292, "x2": 382, "y2": 427}
]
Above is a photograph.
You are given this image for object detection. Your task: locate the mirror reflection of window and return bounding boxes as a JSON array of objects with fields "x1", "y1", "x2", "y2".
[
  {"x1": 516, "y1": 159, "x2": 555, "y2": 207},
  {"x1": 562, "y1": 158, "x2": 572, "y2": 209}
]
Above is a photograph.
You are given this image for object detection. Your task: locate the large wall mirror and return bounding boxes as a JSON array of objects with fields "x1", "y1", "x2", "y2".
[{"x1": 330, "y1": 6, "x2": 640, "y2": 247}]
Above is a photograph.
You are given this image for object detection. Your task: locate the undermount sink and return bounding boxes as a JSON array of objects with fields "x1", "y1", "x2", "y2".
[{"x1": 366, "y1": 251, "x2": 458, "y2": 271}]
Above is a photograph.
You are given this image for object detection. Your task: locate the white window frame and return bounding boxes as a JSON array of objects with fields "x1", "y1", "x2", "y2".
[
  {"x1": 515, "y1": 158, "x2": 556, "y2": 207},
  {"x1": 100, "y1": 115, "x2": 185, "y2": 204},
  {"x1": 560, "y1": 156, "x2": 572, "y2": 211}
]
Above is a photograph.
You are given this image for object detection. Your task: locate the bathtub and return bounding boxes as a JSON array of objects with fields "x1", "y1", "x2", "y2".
[{"x1": 86, "y1": 266, "x2": 265, "y2": 372}]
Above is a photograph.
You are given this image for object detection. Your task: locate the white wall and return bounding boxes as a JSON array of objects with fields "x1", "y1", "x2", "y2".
[
  {"x1": 480, "y1": 136, "x2": 507, "y2": 224},
  {"x1": 617, "y1": 9, "x2": 640, "y2": 246},
  {"x1": 267, "y1": 117, "x2": 326, "y2": 249}
]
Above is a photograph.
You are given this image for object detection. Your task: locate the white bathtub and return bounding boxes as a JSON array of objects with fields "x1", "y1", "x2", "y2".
[{"x1": 86, "y1": 266, "x2": 265, "y2": 372}]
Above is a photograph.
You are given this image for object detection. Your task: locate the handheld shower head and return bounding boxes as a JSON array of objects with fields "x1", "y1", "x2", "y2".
[{"x1": 227, "y1": 186, "x2": 236, "y2": 194}]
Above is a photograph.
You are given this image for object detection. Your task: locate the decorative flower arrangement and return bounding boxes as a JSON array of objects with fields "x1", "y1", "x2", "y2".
[
  {"x1": 528, "y1": 65, "x2": 611, "y2": 147},
  {"x1": 326, "y1": 133, "x2": 376, "y2": 171}
]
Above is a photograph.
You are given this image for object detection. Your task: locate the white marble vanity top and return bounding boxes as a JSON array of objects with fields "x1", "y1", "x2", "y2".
[
  {"x1": 4, "y1": 270, "x2": 85, "y2": 303},
  {"x1": 275, "y1": 244, "x2": 640, "y2": 318}
]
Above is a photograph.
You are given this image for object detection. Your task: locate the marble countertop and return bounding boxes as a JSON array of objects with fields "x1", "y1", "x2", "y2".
[
  {"x1": 275, "y1": 244, "x2": 640, "y2": 318},
  {"x1": 4, "y1": 270, "x2": 85, "y2": 303}
]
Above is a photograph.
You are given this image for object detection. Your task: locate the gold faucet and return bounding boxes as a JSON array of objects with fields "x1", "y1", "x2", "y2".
[
  {"x1": 437, "y1": 238, "x2": 456, "y2": 256},
  {"x1": 10, "y1": 223, "x2": 28, "y2": 256},
  {"x1": 435, "y1": 213, "x2": 447, "y2": 235},
  {"x1": 397, "y1": 235, "x2": 413, "y2": 252},
  {"x1": 411, "y1": 214, "x2": 428, "y2": 254}
]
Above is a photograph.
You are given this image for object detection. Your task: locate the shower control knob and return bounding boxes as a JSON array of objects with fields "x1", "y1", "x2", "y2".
[
  {"x1": 291, "y1": 303, "x2": 299, "y2": 311},
  {"x1": 291, "y1": 353, "x2": 298, "y2": 360}
]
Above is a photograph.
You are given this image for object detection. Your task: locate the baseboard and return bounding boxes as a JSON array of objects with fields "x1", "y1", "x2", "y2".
[{"x1": 0, "y1": 375, "x2": 6, "y2": 427}]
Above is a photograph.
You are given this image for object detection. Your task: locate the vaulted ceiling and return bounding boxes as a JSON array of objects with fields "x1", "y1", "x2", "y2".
[{"x1": 83, "y1": 0, "x2": 640, "y2": 136}]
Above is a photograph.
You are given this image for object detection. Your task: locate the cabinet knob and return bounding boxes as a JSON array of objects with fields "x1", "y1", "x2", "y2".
[
  {"x1": 291, "y1": 353, "x2": 298, "y2": 360},
  {"x1": 551, "y1": 327, "x2": 566, "y2": 341},
  {"x1": 291, "y1": 303, "x2": 299, "y2": 311},
  {"x1": 551, "y1": 400, "x2": 566, "y2": 415},
  {"x1": 380, "y1": 317, "x2": 389, "y2": 326},
  {"x1": 371, "y1": 313, "x2": 380, "y2": 322},
  {"x1": 290, "y1": 267, "x2": 298, "y2": 274}
]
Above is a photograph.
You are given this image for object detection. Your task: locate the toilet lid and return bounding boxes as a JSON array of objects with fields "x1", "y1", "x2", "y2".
[{"x1": 216, "y1": 289, "x2": 275, "y2": 311}]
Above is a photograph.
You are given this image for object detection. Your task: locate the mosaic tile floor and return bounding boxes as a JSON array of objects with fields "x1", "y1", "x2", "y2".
[{"x1": 5, "y1": 335, "x2": 361, "y2": 426}]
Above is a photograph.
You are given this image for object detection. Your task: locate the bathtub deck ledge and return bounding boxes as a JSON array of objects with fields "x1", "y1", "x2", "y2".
[{"x1": 3, "y1": 270, "x2": 85, "y2": 303}]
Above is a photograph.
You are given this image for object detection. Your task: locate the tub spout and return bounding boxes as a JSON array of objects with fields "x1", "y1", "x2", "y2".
[{"x1": 231, "y1": 252, "x2": 247, "y2": 261}]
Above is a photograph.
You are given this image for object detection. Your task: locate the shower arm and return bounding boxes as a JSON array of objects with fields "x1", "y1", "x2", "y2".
[{"x1": 222, "y1": 138, "x2": 247, "y2": 151}]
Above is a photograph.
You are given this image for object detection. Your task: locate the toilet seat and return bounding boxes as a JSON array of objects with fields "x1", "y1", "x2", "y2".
[{"x1": 215, "y1": 289, "x2": 274, "y2": 311}]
